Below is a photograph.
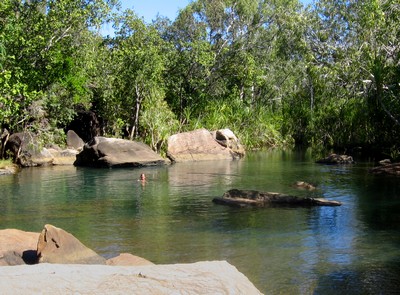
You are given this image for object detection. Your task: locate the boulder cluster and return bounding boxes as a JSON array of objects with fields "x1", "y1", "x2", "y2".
[{"x1": 1, "y1": 128, "x2": 245, "y2": 171}]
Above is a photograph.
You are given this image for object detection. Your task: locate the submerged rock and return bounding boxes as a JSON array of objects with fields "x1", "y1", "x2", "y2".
[
  {"x1": 293, "y1": 181, "x2": 317, "y2": 191},
  {"x1": 370, "y1": 163, "x2": 400, "y2": 176},
  {"x1": 316, "y1": 154, "x2": 354, "y2": 164},
  {"x1": 213, "y1": 189, "x2": 342, "y2": 208}
]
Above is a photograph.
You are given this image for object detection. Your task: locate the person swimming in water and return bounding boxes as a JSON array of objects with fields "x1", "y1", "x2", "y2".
[{"x1": 140, "y1": 173, "x2": 146, "y2": 181}]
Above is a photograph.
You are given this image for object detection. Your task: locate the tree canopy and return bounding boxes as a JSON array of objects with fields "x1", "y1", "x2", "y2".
[{"x1": 1, "y1": 0, "x2": 399, "y2": 158}]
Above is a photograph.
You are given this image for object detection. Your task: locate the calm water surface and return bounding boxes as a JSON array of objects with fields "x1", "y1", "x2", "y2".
[{"x1": 1, "y1": 150, "x2": 400, "y2": 294}]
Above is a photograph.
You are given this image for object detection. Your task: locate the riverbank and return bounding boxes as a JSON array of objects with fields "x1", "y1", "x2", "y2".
[{"x1": 0, "y1": 226, "x2": 262, "y2": 294}]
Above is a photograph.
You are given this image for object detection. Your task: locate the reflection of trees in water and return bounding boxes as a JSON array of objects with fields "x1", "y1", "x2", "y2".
[
  {"x1": 353, "y1": 174, "x2": 400, "y2": 232},
  {"x1": 167, "y1": 160, "x2": 243, "y2": 188},
  {"x1": 307, "y1": 164, "x2": 400, "y2": 294},
  {"x1": 314, "y1": 263, "x2": 400, "y2": 294}
]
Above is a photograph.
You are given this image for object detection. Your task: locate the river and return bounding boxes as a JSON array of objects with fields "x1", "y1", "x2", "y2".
[{"x1": 1, "y1": 150, "x2": 400, "y2": 294}]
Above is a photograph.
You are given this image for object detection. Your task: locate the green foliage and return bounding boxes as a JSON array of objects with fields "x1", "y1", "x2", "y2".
[
  {"x1": 1, "y1": 0, "x2": 400, "y2": 157},
  {"x1": 0, "y1": 159, "x2": 13, "y2": 169},
  {"x1": 141, "y1": 88, "x2": 179, "y2": 154}
]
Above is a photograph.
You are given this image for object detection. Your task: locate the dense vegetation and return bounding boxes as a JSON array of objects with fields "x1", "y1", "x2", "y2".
[{"x1": 1, "y1": 0, "x2": 399, "y2": 158}]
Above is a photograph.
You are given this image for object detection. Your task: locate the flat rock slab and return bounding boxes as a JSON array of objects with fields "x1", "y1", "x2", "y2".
[
  {"x1": 213, "y1": 189, "x2": 342, "y2": 208},
  {"x1": 0, "y1": 261, "x2": 263, "y2": 295}
]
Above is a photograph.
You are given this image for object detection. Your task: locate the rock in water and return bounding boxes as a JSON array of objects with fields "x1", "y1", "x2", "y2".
[
  {"x1": 213, "y1": 189, "x2": 342, "y2": 207},
  {"x1": 316, "y1": 154, "x2": 354, "y2": 164}
]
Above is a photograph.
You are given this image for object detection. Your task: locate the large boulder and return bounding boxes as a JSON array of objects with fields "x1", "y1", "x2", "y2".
[
  {"x1": 0, "y1": 261, "x2": 263, "y2": 294},
  {"x1": 0, "y1": 229, "x2": 40, "y2": 266},
  {"x1": 213, "y1": 189, "x2": 342, "y2": 208},
  {"x1": 37, "y1": 224, "x2": 106, "y2": 265},
  {"x1": 74, "y1": 136, "x2": 166, "y2": 168},
  {"x1": 167, "y1": 128, "x2": 245, "y2": 162}
]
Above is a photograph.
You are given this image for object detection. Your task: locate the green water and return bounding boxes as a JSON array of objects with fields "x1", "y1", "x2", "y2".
[{"x1": 1, "y1": 150, "x2": 400, "y2": 294}]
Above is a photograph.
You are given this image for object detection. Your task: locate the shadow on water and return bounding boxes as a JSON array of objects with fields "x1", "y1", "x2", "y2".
[{"x1": 314, "y1": 262, "x2": 400, "y2": 295}]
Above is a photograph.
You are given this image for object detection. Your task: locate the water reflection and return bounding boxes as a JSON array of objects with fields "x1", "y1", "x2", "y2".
[{"x1": 1, "y1": 151, "x2": 400, "y2": 293}]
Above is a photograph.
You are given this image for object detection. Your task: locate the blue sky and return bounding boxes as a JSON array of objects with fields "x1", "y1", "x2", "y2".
[
  {"x1": 102, "y1": 0, "x2": 313, "y2": 35},
  {"x1": 121, "y1": 0, "x2": 313, "y2": 23},
  {"x1": 121, "y1": 0, "x2": 191, "y2": 23}
]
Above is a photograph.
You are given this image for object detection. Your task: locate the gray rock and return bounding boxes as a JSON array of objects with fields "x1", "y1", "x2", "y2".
[
  {"x1": 66, "y1": 130, "x2": 85, "y2": 150},
  {"x1": 74, "y1": 136, "x2": 166, "y2": 168}
]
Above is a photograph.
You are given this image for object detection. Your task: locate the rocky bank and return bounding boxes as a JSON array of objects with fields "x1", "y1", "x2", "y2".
[{"x1": 0, "y1": 225, "x2": 262, "y2": 294}]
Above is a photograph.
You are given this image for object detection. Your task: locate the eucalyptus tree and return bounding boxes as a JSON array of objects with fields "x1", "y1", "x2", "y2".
[
  {"x1": 111, "y1": 10, "x2": 178, "y2": 145},
  {"x1": 353, "y1": 0, "x2": 400, "y2": 150},
  {"x1": 292, "y1": 0, "x2": 400, "y2": 151},
  {"x1": 163, "y1": 0, "x2": 306, "y2": 149}
]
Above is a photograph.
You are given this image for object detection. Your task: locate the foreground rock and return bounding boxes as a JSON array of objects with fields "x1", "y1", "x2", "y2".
[
  {"x1": 37, "y1": 224, "x2": 106, "y2": 265},
  {"x1": 316, "y1": 153, "x2": 354, "y2": 164},
  {"x1": 213, "y1": 189, "x2": 342, "y2": 208},
  {"x1": 0, "y1": 225, "x2": 262, "y2": 294},
  {"x1": 167, "y1": 128, "x2": 245, "y2": 162},
  {"x1": 74, "y1": 136, "x2": 166, "y2": 168},
  {"x1": 0, "y1": 229, "x2": 40, "y2": 266},
  {"x1": 0, "y1": 261, "x2": 262, "y2": 295},
  {"x1": 370, "y1": 163, "x2": 400, "y2": 176}
]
